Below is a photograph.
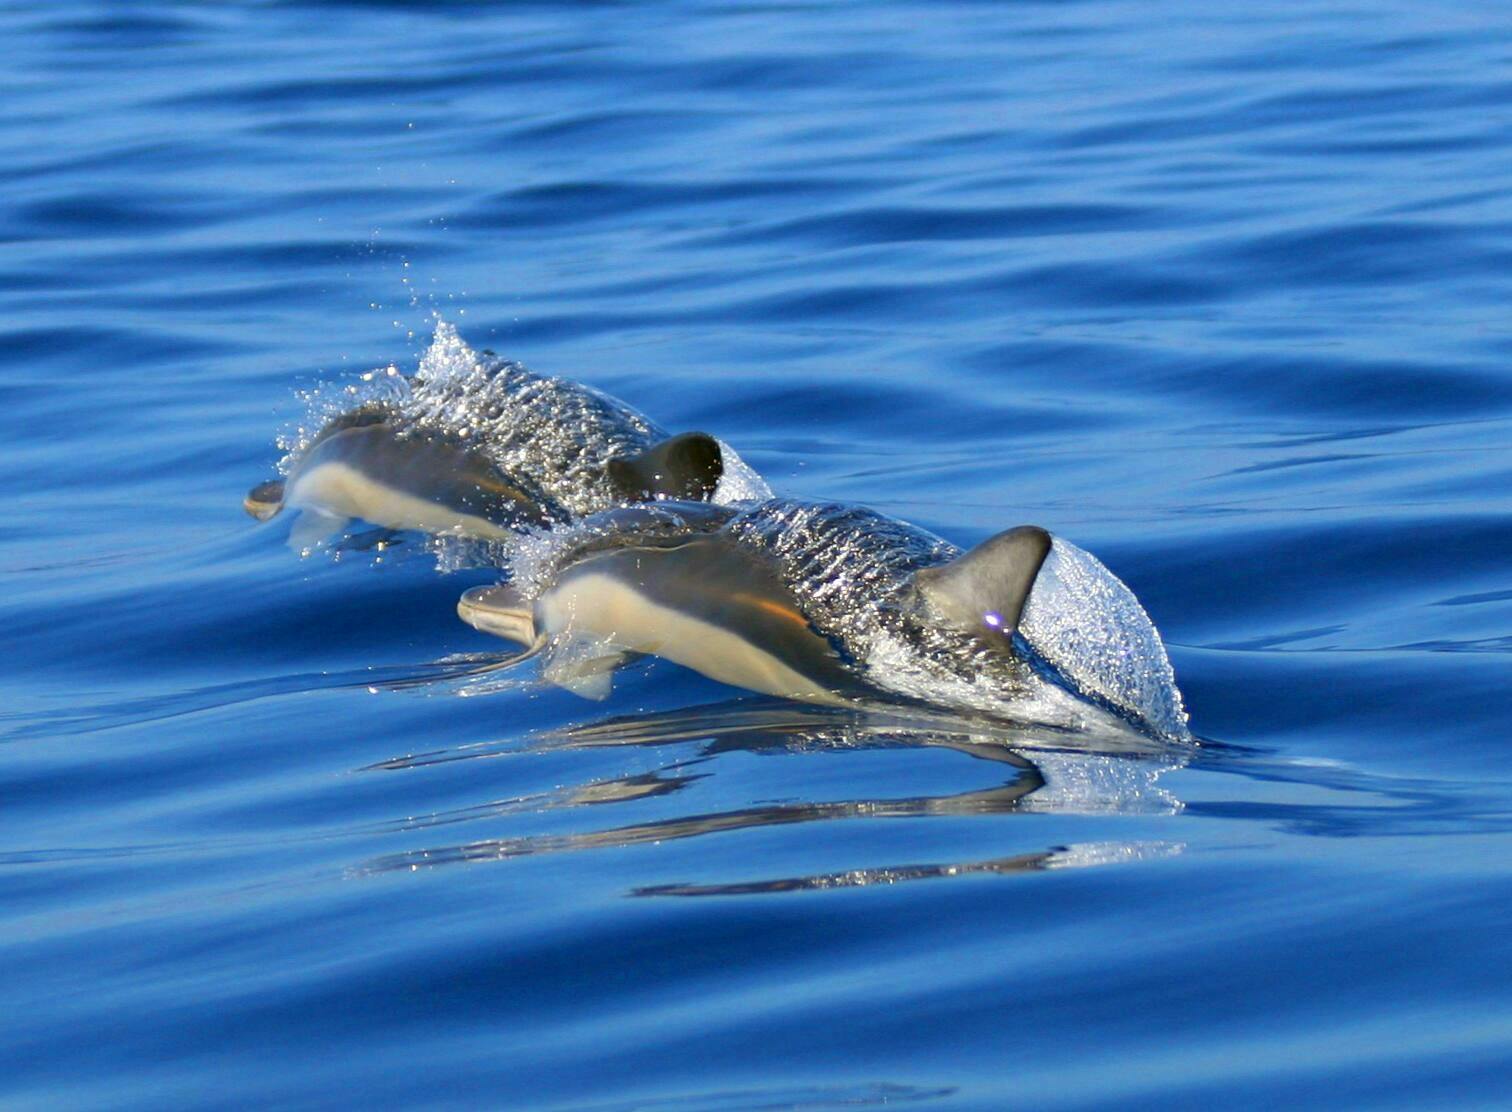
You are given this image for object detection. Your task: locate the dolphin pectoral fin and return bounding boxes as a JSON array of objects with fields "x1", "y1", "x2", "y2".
[
  {"x1": 543, "y1": 651, "x2": 635, "y2": 701},
  {"x1": 607, "y1": 432, "x2": 724, "y2": 503},
  {"x1": 244, "y1": 479, "x2": 286, "y2": 521},
  {"x1": 560, "y1": 671, "x2": 613, "y2": 701},
  {"x1": 911, "y1": 525, "x2": 1053, "y2": 638},
  {"x1": 286, "y1": 508, "x2": 351, "y2": 552}
]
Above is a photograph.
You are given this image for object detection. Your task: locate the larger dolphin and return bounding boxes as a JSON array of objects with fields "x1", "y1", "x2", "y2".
[{"x1": 456, "y1": 499, "x2": 1190, "y2": 739}]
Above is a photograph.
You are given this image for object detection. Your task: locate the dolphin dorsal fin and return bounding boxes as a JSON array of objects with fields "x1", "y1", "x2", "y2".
[
  {"x1": 607, "y1": 432, "x2": 724, "y2": 503},
  {"x1": 912, "y1": 526, "x2": 1053, "y2": 636}
]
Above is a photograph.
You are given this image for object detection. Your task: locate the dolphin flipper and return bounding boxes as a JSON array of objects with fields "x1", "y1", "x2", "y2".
[
  {"x1": 607, "y1": 432, "x2": 724, "y2": 503},
  {"x1": 287, "y1": 508, "x2": 351, "y2": 553},
  {"x1": 911, "y1": 526, "x2": 1052, "y2": 637},
  {"x1": 543, "y1": 649, "x2": 638, "y2": 701}
]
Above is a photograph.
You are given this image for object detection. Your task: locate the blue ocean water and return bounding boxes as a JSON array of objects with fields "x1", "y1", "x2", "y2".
[{"x1": 4, "y1": 0, "x2": 1511, "y2": 1107}]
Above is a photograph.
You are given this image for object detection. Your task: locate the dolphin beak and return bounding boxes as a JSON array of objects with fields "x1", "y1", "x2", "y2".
[
  {"x1": 458, "y1": 584, "x2": 537, "y2": 648},
  {"x1": 243, "y1": 479, "x2": 286, "y2": 521}
]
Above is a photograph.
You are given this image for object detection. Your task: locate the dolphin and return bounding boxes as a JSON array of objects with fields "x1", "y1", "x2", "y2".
[
  {"x1": 245, "y1": 327, "x2": 736, "y2": 545},
  {"x1": 455, "y1": 499, "x2": 1189, "y2": 738},
  {"x1": 245, "y1": 405, "x2": 725, "y2": 548}
]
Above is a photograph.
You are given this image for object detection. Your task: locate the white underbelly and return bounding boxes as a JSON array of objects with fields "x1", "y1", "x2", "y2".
[
  {"x1": 289, "y1": 461, "x2": 515, "y2": 540},
  {"x1": 541, "y1": 572, "x2": 848, "y2": 706}
]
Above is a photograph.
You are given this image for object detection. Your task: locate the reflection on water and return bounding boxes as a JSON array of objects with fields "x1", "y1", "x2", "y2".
[
  {"x1": 570, "y1": 1083, "x2": 958, "y2": 1111},
  {"x1": 632, "y1": 842, "x2": 1184, "y2": 898},
  {"x1": 362, "y1": 769, "x2": 705, "y2": 836},
  {"x1": 358, "y1": 697, "x2": 1191, "y2": 881}
]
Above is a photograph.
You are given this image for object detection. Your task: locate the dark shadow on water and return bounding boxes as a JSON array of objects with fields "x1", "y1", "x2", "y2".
[
  {"x1": 350, "y1": 694, "x2": 1512, "y2": 888},
  {"x1": 365, "y1": 696, "x2": 1180, "y2": 772}
]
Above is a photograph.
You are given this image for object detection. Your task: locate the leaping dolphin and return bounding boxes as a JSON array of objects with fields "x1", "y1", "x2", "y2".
[
  {"x1": 244, "y1": 324, "x2": 741, "y2": 546},
  {"x1": 454, "y1": 499, "x2": 1187, "y2": 738},
  {"x1": 245, "y1": 406, "x2": 725, "y2": 547}
]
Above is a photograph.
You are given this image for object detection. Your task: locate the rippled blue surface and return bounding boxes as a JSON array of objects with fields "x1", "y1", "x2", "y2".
[{"x1": 5, "y1": 1, "x2": 1512, "y2": 1107}]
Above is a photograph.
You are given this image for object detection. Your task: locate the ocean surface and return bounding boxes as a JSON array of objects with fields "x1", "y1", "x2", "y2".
[{"x1": 3, "y1": 1, "x2": 1511, "y2": 1107}]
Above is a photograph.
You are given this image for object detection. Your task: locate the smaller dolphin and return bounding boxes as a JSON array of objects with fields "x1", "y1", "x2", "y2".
[
  {"x1": 245, "y1": 324, "x2": 750, "y2": 546},
  {"x1": 456, "y1": 499, "x2": 1188, "y2": 738},
  {"x1": 245, "y1": 408, "x2": 726, "y2": 548},
  {"x1": 339, "y1": 324, "x2": 742, "y2": 517}
]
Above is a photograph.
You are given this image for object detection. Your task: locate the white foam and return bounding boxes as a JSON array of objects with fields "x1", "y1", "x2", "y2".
[
  {"x1": 1020, "y1": 537, "x2": 1190, "y2": 741},
  {"x1": 712, "y1": 440, "x2": 773, "y2": 504},
  {"x1": 1018, "y1": 751, "x2": 1185, "y2": 815},
  {"x1": 276, "y1": 362, "x2": 410, "y2": 472},
  {"x1": 1043, "y1": 841, "x2": 1186, "y2": 869}
]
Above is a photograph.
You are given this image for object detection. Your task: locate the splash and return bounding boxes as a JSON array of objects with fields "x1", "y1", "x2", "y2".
[
  {"x1": 282, "y1": 321, "x2": 769, "y2": 514},
  {"x1": 1019, "y1": 751, "x2": 1184, "y2": 814},
  {"x1": 276, "y1": 362, "x2": 410, "y2": 470},
  {"x1": 710, "y1": 439, "x2": 772, "y2": 504},
  {"x1": 1020, "y1": 538, "x2": 1190, "y2": 741}
]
